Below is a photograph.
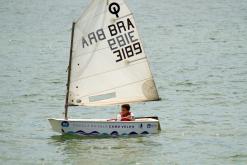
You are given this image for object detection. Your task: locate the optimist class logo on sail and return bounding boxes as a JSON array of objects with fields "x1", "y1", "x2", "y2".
[{"x1": 81, "y1": 3, "x2": 143, "y2": 63}]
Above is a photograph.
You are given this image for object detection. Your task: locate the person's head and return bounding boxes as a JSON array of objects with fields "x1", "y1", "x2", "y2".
[{"x1": 121, "y1": 104, "x2": 130, "y2": 116}]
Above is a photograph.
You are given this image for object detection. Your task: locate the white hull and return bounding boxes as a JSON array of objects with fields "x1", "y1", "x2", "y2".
[{"x1": 48, "y1": 117, "x2": 161, "y2": 136}]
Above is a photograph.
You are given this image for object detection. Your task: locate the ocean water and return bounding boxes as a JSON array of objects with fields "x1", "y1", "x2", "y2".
[{"x1": 0, "y1": 0, "x2": 247, "y2": 164}]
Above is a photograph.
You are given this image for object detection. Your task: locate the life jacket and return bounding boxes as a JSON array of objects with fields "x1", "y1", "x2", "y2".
[{"x1": 120, "y1": 111, "x2": 132, "y2": 121}]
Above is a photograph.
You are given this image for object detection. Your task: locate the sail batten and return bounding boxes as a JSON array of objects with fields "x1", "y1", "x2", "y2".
[{"x1": 68, "y1": 0, "x2": 159, "y2": 106}]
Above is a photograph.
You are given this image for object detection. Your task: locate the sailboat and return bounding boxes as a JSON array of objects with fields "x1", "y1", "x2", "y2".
[{"x1": 48, "y1": 0, "x2": 161, "y2": 136}]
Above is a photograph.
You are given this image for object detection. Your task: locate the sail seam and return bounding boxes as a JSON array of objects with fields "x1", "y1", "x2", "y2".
[
  {"x1": 70, "y1": 59, "x2": 148, "y2": 83},
  {"x1": 77, "y1": 78, "x2": 152, "y2": 99}
]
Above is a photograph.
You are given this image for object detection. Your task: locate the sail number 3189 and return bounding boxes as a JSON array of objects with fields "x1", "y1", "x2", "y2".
[{"x1": 113, "y1": 42, "x2": 142, "y2": 62}]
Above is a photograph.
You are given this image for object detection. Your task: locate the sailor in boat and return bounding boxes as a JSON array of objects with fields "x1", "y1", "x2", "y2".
[
  {"x1": 117, "y1": 104, "x2": 135, "y2": 121},
  {"x1": 107, "y1": 104, "x2": 135, "y2": 122}
]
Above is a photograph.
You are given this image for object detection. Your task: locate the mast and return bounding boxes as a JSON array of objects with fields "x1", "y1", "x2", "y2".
[{"x1": 64, "y1": 22, "x2": 76, "y2": 120}]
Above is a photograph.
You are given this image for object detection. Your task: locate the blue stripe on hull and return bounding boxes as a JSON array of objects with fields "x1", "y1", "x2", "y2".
[{"x1": 64, "y1": 130, "x2": 149, "y2": 136}]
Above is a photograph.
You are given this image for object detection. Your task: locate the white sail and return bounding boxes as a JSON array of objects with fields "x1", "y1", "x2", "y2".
[{"x1": 68, "y1": 0, "x2": 159, "y2": 106}]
